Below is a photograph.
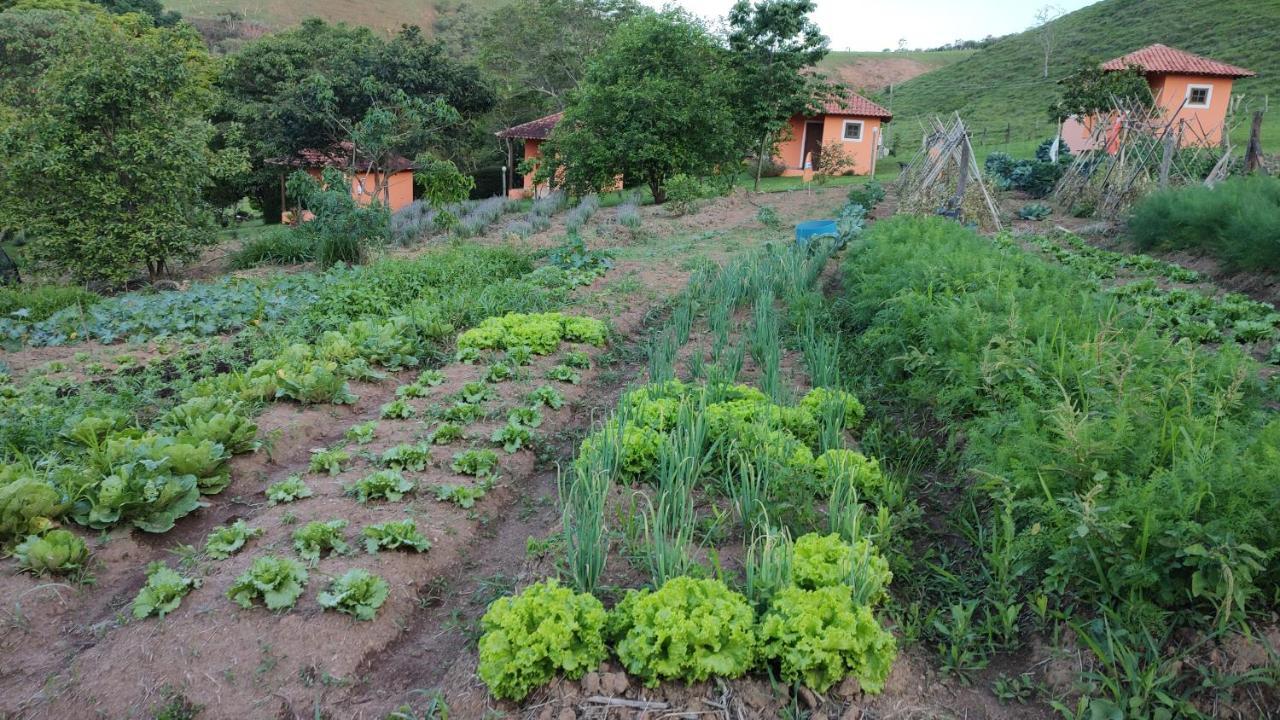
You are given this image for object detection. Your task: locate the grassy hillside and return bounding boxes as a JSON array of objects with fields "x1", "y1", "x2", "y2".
[
  {"x1": 884, "y1": 0, "x2": 1280, "y2": 149},
  {"x1": 163, "y1": 0, "x2": 507, "y2": 33},
  {"x1": 816, "y1": 49, "x2": 974, "y2": 92}
]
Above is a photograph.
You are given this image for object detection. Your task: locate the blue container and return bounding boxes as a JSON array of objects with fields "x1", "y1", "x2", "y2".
[{"x1": 795, "y1": 219, "x2": 838, "y2": 248}]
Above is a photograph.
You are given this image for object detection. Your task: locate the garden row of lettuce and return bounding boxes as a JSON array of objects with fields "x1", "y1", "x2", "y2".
[
  {"x1": 0, "y1": 247, "x2": 594, "y2": 548},
  {"x1": 835, "y1": 215, "x2": 1279, "y2": 629}
]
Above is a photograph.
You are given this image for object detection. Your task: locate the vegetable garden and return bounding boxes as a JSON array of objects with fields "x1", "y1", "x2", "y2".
[{"x1": 2, "y1": 180, "x2": 1278, "y2": 719}]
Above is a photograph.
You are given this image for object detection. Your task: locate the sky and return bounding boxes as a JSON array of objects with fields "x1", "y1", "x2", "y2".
[{"x1": 640, "y1": 0, "x2": 1100, "y2": 52}]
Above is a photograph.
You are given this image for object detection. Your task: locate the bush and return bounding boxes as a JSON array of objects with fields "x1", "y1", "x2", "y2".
[
  {"x1": 477, "y1": 579, "x2": 608, "y2": 701},
  {"x1": 1128, "y1": 176, "x2": 1280, "y2": 273},
  {"x1": 228, "y1": 227, "x2": 314, "y2": 269},
  {"x1": 846, "y1": 180, "x2": 886, "y2": 210},
  {"x1": 759, "y1": 585, "x2": 896, "y2": 693},
  {"x1": 984, "y1": 140, "x2": 1071, "y2": 198},
  {"x1": 0, "y1": 285, "x2": 99, "y2": 323},
  {"x1": 287, "y1": 168, "x2": 389, "y2": 267},
  {"x1": 1017, "y1": 203, "x2": 1052, "y2": 221},
  {"x1": 663, "y1": 174, "x2": 707, "y2": 216},
  {"x1": 610, "y1": 576, "x2": 757, "y2": 686}
]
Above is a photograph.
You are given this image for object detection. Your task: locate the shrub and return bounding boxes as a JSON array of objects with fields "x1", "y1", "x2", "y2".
[
  {"x1": 1128, "y1": 176, "x2": 1280, "y2": 273},
  {"x1": 610, "y1": 576, "x2": 757, "y2": 686},
  {"x1": 1017, "y1": 203, "x2": 1052, "y2": 221},
  {"x1": 227, "y1": 556, "x2": 309, "y2": 611},
  {"x1": 228, "y1": 227, "x2": 314, "y2": 269},
  {"x1": 759, "y1": 585, "x2": 896, "y2": 693},
  {"x1": 477, "y1": 579, "x2": 608, "y2": 701},
  {"x1": 846, "y1": 180, "x2": 886, "y2": 210},
  {"x1": 317, "y1": 569, "x2": 389, "y2": 620},
  {"x1": 14, "y1": 529, "x2": 88, "y2": 576},
  {"x1": 287, "y1": 168, "x2": 389, "y2": 267},
  {"x1": 132, "y1": 561, "x2": 199, "y2": 619},
  {"x1": 0, "y1": 285, "x2": 99, "y2": 323},
  {"x1": 663, "y1": 174, "x2": 707, "y2": 216}
]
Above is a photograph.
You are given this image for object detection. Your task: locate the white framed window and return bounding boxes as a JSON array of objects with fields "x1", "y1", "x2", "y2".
[
  {"x1": 1185, "y1": 84, "x2": 1212, "y2": 108},
  {"x1": 842, "y1": 120, "x2": 864, "y2": 141}
]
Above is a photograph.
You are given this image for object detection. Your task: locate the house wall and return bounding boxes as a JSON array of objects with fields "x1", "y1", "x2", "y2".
[
  {"x1": 775, "y1": 114, "x2": 883, "y2": 177},
  {"x1": 1150, "y1": 73, "x2": 1234, "y2": 146},
  {"x1": 300, "y1": 167, "x2": 415, "y2": 214}
]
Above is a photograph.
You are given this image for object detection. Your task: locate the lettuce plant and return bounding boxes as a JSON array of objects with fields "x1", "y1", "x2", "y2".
[
  {"x1": 441, "y1": 402, "x2": 484, "y2": 423},
  {"x1": 378, "y1": 443, "x2": 433, "y2": 472},
  {"x1": 132, "y1": 561, "x2": 200, "y2": 619},
  {"x1": 492, "y1": 423, "x2": 532, "y2": 453},
  {"x1": 428, "y1": 422, "x2": 464, "y2": 445},
  {"x1": 380, "y1": 399, "x2": 416, "y2": 420},
  {"x1": 562, "y1": 350, "x2": 591, "y2": 369},
  {"x1": 456, "y1": 312, "x2": 607, "y2": 355},
  {"x1": 611, "y1": 576, "x2": 757, "y2": 686},
  {"x1": 759, "y1": 585, "x2": 897, "y2": 693},
  {"x1": 477, "y1": 579, "x2": 608, "y2": 701},
  {"x1": 345, "y1": 420, "x2": 378, "y2": 445},
  {"x1": 484, "y1": 363, "x2": 514, "y2": 383},
  {"x1": 507, "y1": 406, "x2": 543, "y2": 429},
  {"x1": 506, "y1": 345, "x2": 533, "y2": 366},
  {"x1": 363, "y1": 519, "x2": 431, "y2": 554},
  {"x1": 74, "y1": 459, "x2": 203, "y2": 533},
  {"x1": 0, "y1": 471, "x2": 65, "y2": 542},
  {"x1": 417, "y1": 369, "x2": 447, "y2": 386},
  {"x1": 814, "y1": 450, "x2": 887, "y2": 501},
  {"x1": 792, "y1": 533, "x2": 852, "y2": 590},
  {"x1": 435, "y1": 481, "x2": 490, "y2": 509},
  {"x1": 227, "y1": 555, "x2": 309, "y2": 611},
  {"x1": 799, "y1": 387, "x2": 865, "y2": 431},
  {"x1": 451, "y1": 449, "x2": 499, "y2": 477},
  {"x1": 14, "y1": 529, "x2": 88, "y2": 576},
  {"x1": 396, "y1": 382, "x2": 431, "y2": 399},
  {"x1": 347, "y1": 470, "x2": 415, "y2": 503},
  {"x1": 545, "y1": 365, "x2": 581, "y2": 385},
  {"x1": 266, "y1": 474, "x2": 313, "y2": 505},
  {"x1": 457, "y1": 381, "x2": 493, "y2": 405},
  {"x1": 318, "y1": 568, "x2": 390, "y2": 621},
  {"x1": 292, "y1": 519, "x2": 350, "y2": 565},
  {"x1": 159, "y1": 396, "x2": 258, "y2": 454},
  {"x1": 309, "y1": 447, "x2": 351, "y2": 476},
  {"x1": 528, "y1": 385, "x2": 564, "y2": 409},
  {"x1": 205, "y1": 519, "x2": 263, "y2": 559}
]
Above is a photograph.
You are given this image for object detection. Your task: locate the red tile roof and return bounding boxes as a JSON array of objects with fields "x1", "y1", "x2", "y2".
[
  {"x1": 267, "y1": 141, "x2": 415, "y2": 172},
  {"x1": 1101, "y1": 44, "x2": 1255, "y2": 78},
  {"x1": 821, "y1": 91, "x2": 893, "y2": 120},
  {"x1": 496, "y1": 112, "x2": 564, "y2": 140}
]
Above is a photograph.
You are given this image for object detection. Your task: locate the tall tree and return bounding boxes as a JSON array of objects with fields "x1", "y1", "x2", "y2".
[
  {"x1": 726, "y1": 0, "x2": 831, "y2": 191},
  {"x1": 537, "y1": 10, "x2": 739, "y2": 203},
  {"x1": 216, "y1": 20, "x2": 493, "y2": 219},
  {"x1": 1032, "y1": 4, "x2": 1063, "y2": 79},
  {"x1": 1051, "y1": 61, "x2": 1153, "y2": 121},
  {"x1": 0, "y1": 14, "x2": 244, "y2": 284}
]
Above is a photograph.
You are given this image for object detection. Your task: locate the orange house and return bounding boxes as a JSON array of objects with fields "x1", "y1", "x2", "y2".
[
  {"x1": 495, "y1": 112, "x2": 563, "y2": 199},
  {"x1": 496, "y1": 90, "x2": 892, "y2": 197},
  {"x1": 773, "y1": 92, "x2": 893, "y2": 176},
  {"x1": 268, "y1": 142, "x2": 416, "y2": 222},
  {"x1": 1062, "y1": 44, "x2": 1256, "y2": 152}
]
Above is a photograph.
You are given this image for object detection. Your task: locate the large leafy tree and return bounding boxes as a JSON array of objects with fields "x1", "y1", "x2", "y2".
[
  {"x1": 217, "y1": 20, "x2": 494, "y2": 219},
  {"x1": 727, "y1": 0, "x2": 833, "y2": 190},
  {"x1": 538, "y1": 10, "x2": 740, "y2": 204},
  {"x1": 1051, "y1": 61, "x2": 1153, "y2": 121},
  {"x1": 0, "y1": 14, "x2": 243, "y2": 285}
]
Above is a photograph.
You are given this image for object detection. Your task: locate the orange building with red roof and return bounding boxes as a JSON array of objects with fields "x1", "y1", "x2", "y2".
[
  {"x1": 496, "y1": 90, "x2": 892, "y2": 197},
  {"x1": 1063, "y1": 44, "x2": 1256, "y2": 151}
]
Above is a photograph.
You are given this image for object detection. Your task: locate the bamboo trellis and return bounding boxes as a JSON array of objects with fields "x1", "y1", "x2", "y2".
[{"x1": 895, "y1": 114, "x2": 1002, "y2": 231}]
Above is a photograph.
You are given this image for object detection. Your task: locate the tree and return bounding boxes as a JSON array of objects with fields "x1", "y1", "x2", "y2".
[
  {"x1": 216, "y1": 20, "x2": 493, "y2": 220},
  {"x1": 537, "y1": 11, "x2": 740, "y2": 204},
  {"x1": 0, "y1": 15, "x2": 243, "y2": 285},
  {"x1": 1051, "y1": 61, "x2": 1153, "y2": 121},
  {"x1": 726, "y1": 0, "x2": 832, "y2": 191},
  {"x1": 1031, "y1": 4, "x2": 1063, "y2": 79}
]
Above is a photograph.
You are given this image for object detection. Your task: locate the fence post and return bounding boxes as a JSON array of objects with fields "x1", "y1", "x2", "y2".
[{"x1": 1244, "y1": 110, "x2": 1265, "y2": 174}]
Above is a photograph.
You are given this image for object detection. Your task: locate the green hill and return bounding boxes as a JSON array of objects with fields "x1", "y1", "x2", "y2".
[
  {"x1": 816, "y1": 49, "x2": 974, "y2": 92},
  {"x1": 162, "y1": 0, "x2": 508, "y2": 34},
  {"x1": 884, "y1": 0, "x2": 1280, "y2": 150}
]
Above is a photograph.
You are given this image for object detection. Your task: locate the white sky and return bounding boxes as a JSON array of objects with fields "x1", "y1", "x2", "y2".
[{"x1": 641, "y1": 0, "x2": 1100, "y2": 52}]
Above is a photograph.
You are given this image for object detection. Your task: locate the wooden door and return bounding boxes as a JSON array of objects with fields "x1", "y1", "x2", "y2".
[{"x1": 802, "y1": 121, "x2": 825, "y2": 169}]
